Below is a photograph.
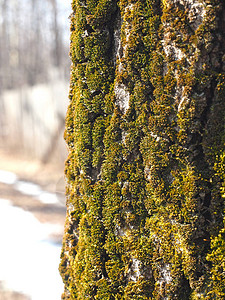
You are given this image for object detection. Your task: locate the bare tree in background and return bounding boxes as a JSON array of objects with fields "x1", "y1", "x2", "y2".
[
  {"x1": 49, "y1": 0, "x2": 62, "y2": 67},
  {"x1": 0, "y1": 0, "x2": 70, "y2": 161},
  {"x1": 0, "y1": 0, "x2": 69, "y2": 90},
  {"x1": 0, "y1": 0, "x2": 10, "y2": 89}
]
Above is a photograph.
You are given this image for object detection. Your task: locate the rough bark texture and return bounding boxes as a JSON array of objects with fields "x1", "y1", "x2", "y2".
[{"x1": 59, "y1": 0, "x2": 225, "y2": 299}]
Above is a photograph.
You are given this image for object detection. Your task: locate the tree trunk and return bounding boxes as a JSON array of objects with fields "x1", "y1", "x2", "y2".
[{"x1": 60, "y1": 0, "x2": 225, "y2": 299}]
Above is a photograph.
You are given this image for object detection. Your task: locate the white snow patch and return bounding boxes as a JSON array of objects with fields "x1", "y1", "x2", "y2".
[
  {"x1": 13, "y1": 179, "x2": 62, "y2": 205},
  {"x1": 15, "y1": 181, "x2": 41, "y2": 196},
  {"x1": 0, "y1": 199, "x2": 63, "y2": 300},
  {"x1": 0, "y1": 170, "x2": 17, "y2": 184},
  {"x1": 38, "y1": 192, "x2": 59, "y2": 204}
]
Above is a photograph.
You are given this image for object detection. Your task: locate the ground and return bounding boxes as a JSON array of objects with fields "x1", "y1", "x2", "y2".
[{"x1": 0, "y1": 148, "x2": 66, "y2": 299}]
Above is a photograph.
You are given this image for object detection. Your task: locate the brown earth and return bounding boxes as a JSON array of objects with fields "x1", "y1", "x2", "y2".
[{"x1": 0, "y1": 148, "x2": 66, "y2": 191}]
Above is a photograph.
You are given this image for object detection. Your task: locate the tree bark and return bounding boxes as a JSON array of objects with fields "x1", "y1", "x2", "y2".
[{"x1": 60, "y1": 0, "x2": 225, "y2": 299}]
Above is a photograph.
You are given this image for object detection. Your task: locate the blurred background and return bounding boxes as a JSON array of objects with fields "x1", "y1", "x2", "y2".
[{"x1": 0, "y1": 0, "x2": 71, "y2": 299}]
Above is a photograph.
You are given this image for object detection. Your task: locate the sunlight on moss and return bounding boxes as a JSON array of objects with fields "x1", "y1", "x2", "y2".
[{"x1": 60, "y1": 0, "x2": 225, "y2": 298}]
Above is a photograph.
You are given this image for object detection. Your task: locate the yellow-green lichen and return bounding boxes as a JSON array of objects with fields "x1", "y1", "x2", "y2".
[{"x1": 60, "y1": 0, "x2": 225, "y2": 299}]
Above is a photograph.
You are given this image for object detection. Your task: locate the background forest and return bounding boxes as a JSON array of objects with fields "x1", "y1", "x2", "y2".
[{"x1": 0, "y1": 0, "x2": 71, "y2": 164}]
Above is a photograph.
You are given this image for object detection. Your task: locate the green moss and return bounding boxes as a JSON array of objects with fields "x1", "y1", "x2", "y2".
[
  {"x1": 60, "y1": 0, "x2": 225, "y2": 298},
  {"x1": 206, "y1": 151, "x2": 225, "y2": 299}
]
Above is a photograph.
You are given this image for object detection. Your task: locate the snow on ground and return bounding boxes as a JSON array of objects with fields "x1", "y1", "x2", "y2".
[
  {"x1": 0, "y1": 170, "x2": 62, "y2": 205},
  {"x1": 15, "y1": 181, "x2": 59, "y2": 204},
  {"x1": 0, "y1": 198, "x2": 64, "y2": 300},
  {"x1": 15, "y1": 181, "x2": 41, "y2": 196},
  {"x1": 0, "y1": 170, "x2": 17, "y2": 185},
  {"x1": 0, "y1": 169, "x2": 65, "y2": 299}
]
